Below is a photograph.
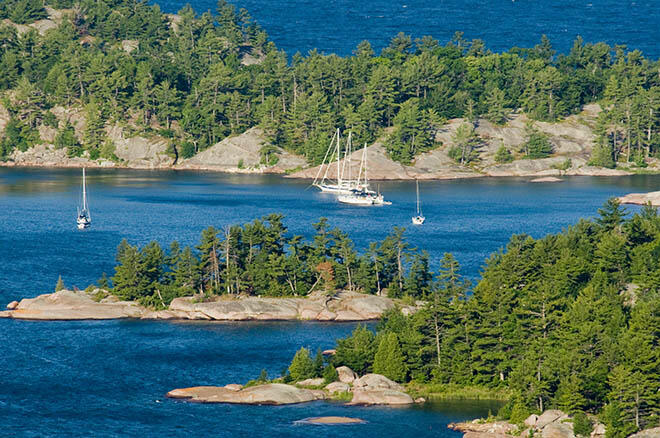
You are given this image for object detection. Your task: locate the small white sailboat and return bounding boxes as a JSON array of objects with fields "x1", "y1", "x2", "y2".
[
  {"x1": 412, "y1": 180, "x2": 425, "y2": 225},
  {"x1": 76, "y1": 168, "x2": 91, "y2": 230}
]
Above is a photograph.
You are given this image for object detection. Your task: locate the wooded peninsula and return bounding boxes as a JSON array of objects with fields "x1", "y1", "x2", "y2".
[
  {"x1": 0, "y1": 0, "x2": 659, "y2": 174},
  {"x1": 74, "y1": 200, "x2": 660, "y2": 437}
]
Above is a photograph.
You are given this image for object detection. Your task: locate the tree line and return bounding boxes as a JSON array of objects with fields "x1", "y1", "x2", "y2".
[
  {"x1": 1, "y1": 0, "x2": 659, "y2": 167},
  {"x1": 313, "y1": 199, "x2": 660, "y2": 437},
  {"x1": 109, "y1": 213, "x2": 432, "y2": 307}
]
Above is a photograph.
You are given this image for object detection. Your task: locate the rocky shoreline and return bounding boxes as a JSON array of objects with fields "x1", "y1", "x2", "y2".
[
  {"x1": 3, "y1": 102, "x2": 653, "y2": 181},
  {"x1": 448, "y1": 409, "x2": 660, "y2": 438},
  {"x1": 0, "y1": 289, "x2": 416, "y2": 322},
  {"x1": 449, "y1": 410, "x2": 604, "y2": 438},
  {"x1": 167, "y1": 369, "x2": 417, "y2": 407},
  {"x1": 618, "y1": 191, "x2": 660, "y2": 207}
]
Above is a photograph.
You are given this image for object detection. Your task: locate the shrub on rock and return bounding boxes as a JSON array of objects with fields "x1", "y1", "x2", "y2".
[{"x1": 288, "y1": 347, "x2": 316, "y2": 381}]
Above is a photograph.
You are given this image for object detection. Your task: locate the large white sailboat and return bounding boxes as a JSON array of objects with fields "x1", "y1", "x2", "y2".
[
  {"x1": 337, "y1": 144, "x2": 391, "y2": 206},
  {"x1": 412, "y1": 179, "x2": 425, "y2": 224},
  {"x1": 312, "y1": 129, "x2": 370, "y2": 194},
  {"x1": 76, "y1": 168, "x2": 91, "y2": 230}
]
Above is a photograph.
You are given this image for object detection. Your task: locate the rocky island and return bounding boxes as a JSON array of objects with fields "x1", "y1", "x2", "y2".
[
  {"x1": 167, "y1": 369, "x2": 415, "y2": 406},
  {"x1": 1, "y1": 289, "x2": 416, "y2": 322}
]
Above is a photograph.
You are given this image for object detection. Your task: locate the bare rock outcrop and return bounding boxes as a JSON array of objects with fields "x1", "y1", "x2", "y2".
[
  {"x1": 166, "y1": 290, "x2": 412, "y2": 322},
  {"x1": 349, "y1": 373, "x2": 412, "y2": 405},
  {"x1": 530, "y1": 177, "x2": 562, "y2": 183},
  {"x1": 591, "y1": 423, "x2": 606, "y2": 438},
  {"x1": 325, "y1": 382, "x2": 350, "y2": 394},
  {"x1": 536, "y1": 410, "x2": 567, "y2": 429},
  {"x1": 121, "y1": 40, "x2": 139, "y2": 53},
  {"x1": 287, "y1": 104, "x2": 640, "y2": 180},
  {"x1": 2, "y1": 289, "x2": 414, "y2": 322},
  {"x1": 0, "y1": 104, "x2": 9, "y2": 134},
  {"x1": 618, "y1": 191, "x2": 660, "y2": 207},
  {"x1": 1, "y1": 7, "x2": 69, "y2": 36},
  {"x1": 296, "y1": 378, "x2": 324, "y2": 387},
  {"x1": 353, "y1": 374, "x2": 403, "y2": 391},
  {"x1": 450, "y1": 410, "x2": 580, "y2": 438},
  {"x1": 448, "y1": 420, "x2": 517, "y2": 438},
  {"x1": 223, "y1": 384, "x2": 243, "y2": 391},
  {"x1": 290, "y1": 143, "x2": 417, "y2": 180},
  {"x1": 336, "y1": 366, "x2": 358, "y2": 383},
  {"x1": 628, "y1": 427, "x2": 660, "y2": 438},
  {"x1": 7, "y1": 144, "x2": 111, "y2": 168},
  {"x1": 108, "y1": 126, "x2": 174, "y2": 168},
  {"x1": 4, "y1": 290, "x2": 145, "y2": 320},
  {"x1": 176, "y1": 127, "x2": 305, "y2": 173},
  {"x1": 542, "y1": 422, "x2": 574, "y2": 438},
  {"x1": 296, "y1": 416, "x2": 365, "y2": 425},
  {"x1": 166, "y1": 383, "x2": 324, "y2": 405},
  {"x1": 349, "y1": 388, "x2": 413, "y2": 405}
]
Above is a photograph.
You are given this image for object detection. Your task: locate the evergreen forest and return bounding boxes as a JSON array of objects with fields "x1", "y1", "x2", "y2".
[
  {"x1": 109, "y1": 214, "x2": 430, "y2": 306},
  {"x1": 323, "y1": 200, "x2": 660, "y2": 438},
  {"x1": 106, "y1": 200, "x2": 660, "y2": 437},
  {"x1": 1, "y1": 0, "x2": 659, "y2": 167}
]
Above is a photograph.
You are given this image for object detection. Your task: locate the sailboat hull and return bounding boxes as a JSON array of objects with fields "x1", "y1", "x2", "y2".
[
  {"x1": 77, "y1": 217, "x2": 90, "y2": 229},
  {"x1": 314, "y1": 182, "x2": 372, "y2": 194},
  {"x1": 412, "y1": 216, "x2": 426, "y2": 225},
  {"x1": 337, "y1": 195, "x2": 375, "y2": 205}
]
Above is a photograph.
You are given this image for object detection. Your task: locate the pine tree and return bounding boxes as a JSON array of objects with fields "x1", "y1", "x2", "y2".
[
  {"x1": 596, "y1": 198, "x2": 626, "y2": 232},
  {"x1": 522, "y1": 122, "x2": 553, "y2": 158},
  {"x1": 197, "y1": 227, "x2": 221, "y2": 293},
  {"x1": 373, "y1": 332, "x2": 407, "y2": 382},
  {"x1": 55, "y1": 275, "x2": 65, "y2": 292},
  {"x1": 288, "y1": 347, "x2": 316, "y2": 381},
  {"x1": 494, "y1": 145, "x2": 513, "y2": 163},
  {"x1": 484, "y1": 85, "x2": 511, "y2": 124},
  {"x1": 555, "y1": 373, "x2": 588, "y2": 413},
  {"x1": 334, "y1": 324, "x2": 376, "y2": 375},
  {"x1": 111, "y1": 240, "x2": 143, "y2": 301}
]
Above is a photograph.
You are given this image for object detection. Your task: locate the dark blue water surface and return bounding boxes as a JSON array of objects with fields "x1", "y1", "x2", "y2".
[
  {"x1": 1, "y1": 168, "x2": 658, "y2": 436},
  {"x1": 153, "y1": 0, "x2": 660, "y2": 58}
]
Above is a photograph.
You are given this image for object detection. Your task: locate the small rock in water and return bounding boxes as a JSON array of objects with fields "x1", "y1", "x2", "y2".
[
  {"x1": 530, "y1": 176, "x2": 562, "y2": 183},
  {"x1": 295, "y1": 416, "x2": 366, "y2": 425}
]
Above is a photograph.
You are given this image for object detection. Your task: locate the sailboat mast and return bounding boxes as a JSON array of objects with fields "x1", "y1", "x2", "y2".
[
  {"x1": 336, "y1": 128, "x2": 341, "y2": 186},
  {"x1": 314, "y1": 129, "x2": 336, "y2": 186},
  {"x1": 347, "y1": 132, "x2": 352, "y2": 184},
  {"x1": 364, "y1": 143, "x2": 368, "y2": 187},
  {"x1": 416, "y1": 180, "x2": 421, "y2": 215},
  {"x1": 82, "y1": 168, "x2": 87, "y2": 211}
]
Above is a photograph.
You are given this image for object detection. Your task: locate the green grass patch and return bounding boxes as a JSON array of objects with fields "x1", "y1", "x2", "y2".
[
  {"x1": 406, "y1": 383, "x2": 512, "y2": 401},
  {"x1": 329, "y1": 391, "x2": 353, "y2": 402}
]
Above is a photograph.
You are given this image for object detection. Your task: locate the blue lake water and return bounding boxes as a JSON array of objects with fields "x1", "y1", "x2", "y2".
[
  {"x1": 153, "y1": 0, "x2": 660, "y2": 58},
  {"x1": 1, "y1": 167, "x2": 658, "y2": 436}
]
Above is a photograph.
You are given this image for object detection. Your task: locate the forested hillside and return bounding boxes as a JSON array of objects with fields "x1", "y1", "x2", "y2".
[
  {"x1": 105, "y1": 198, "x2": 660, "y2": 436},
  {"x1": 0, "y1": 0, "x2": 659, "y2": 169},
  {"x1": 323, "y1": 200, "x2": 660, "y2": 437}
]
